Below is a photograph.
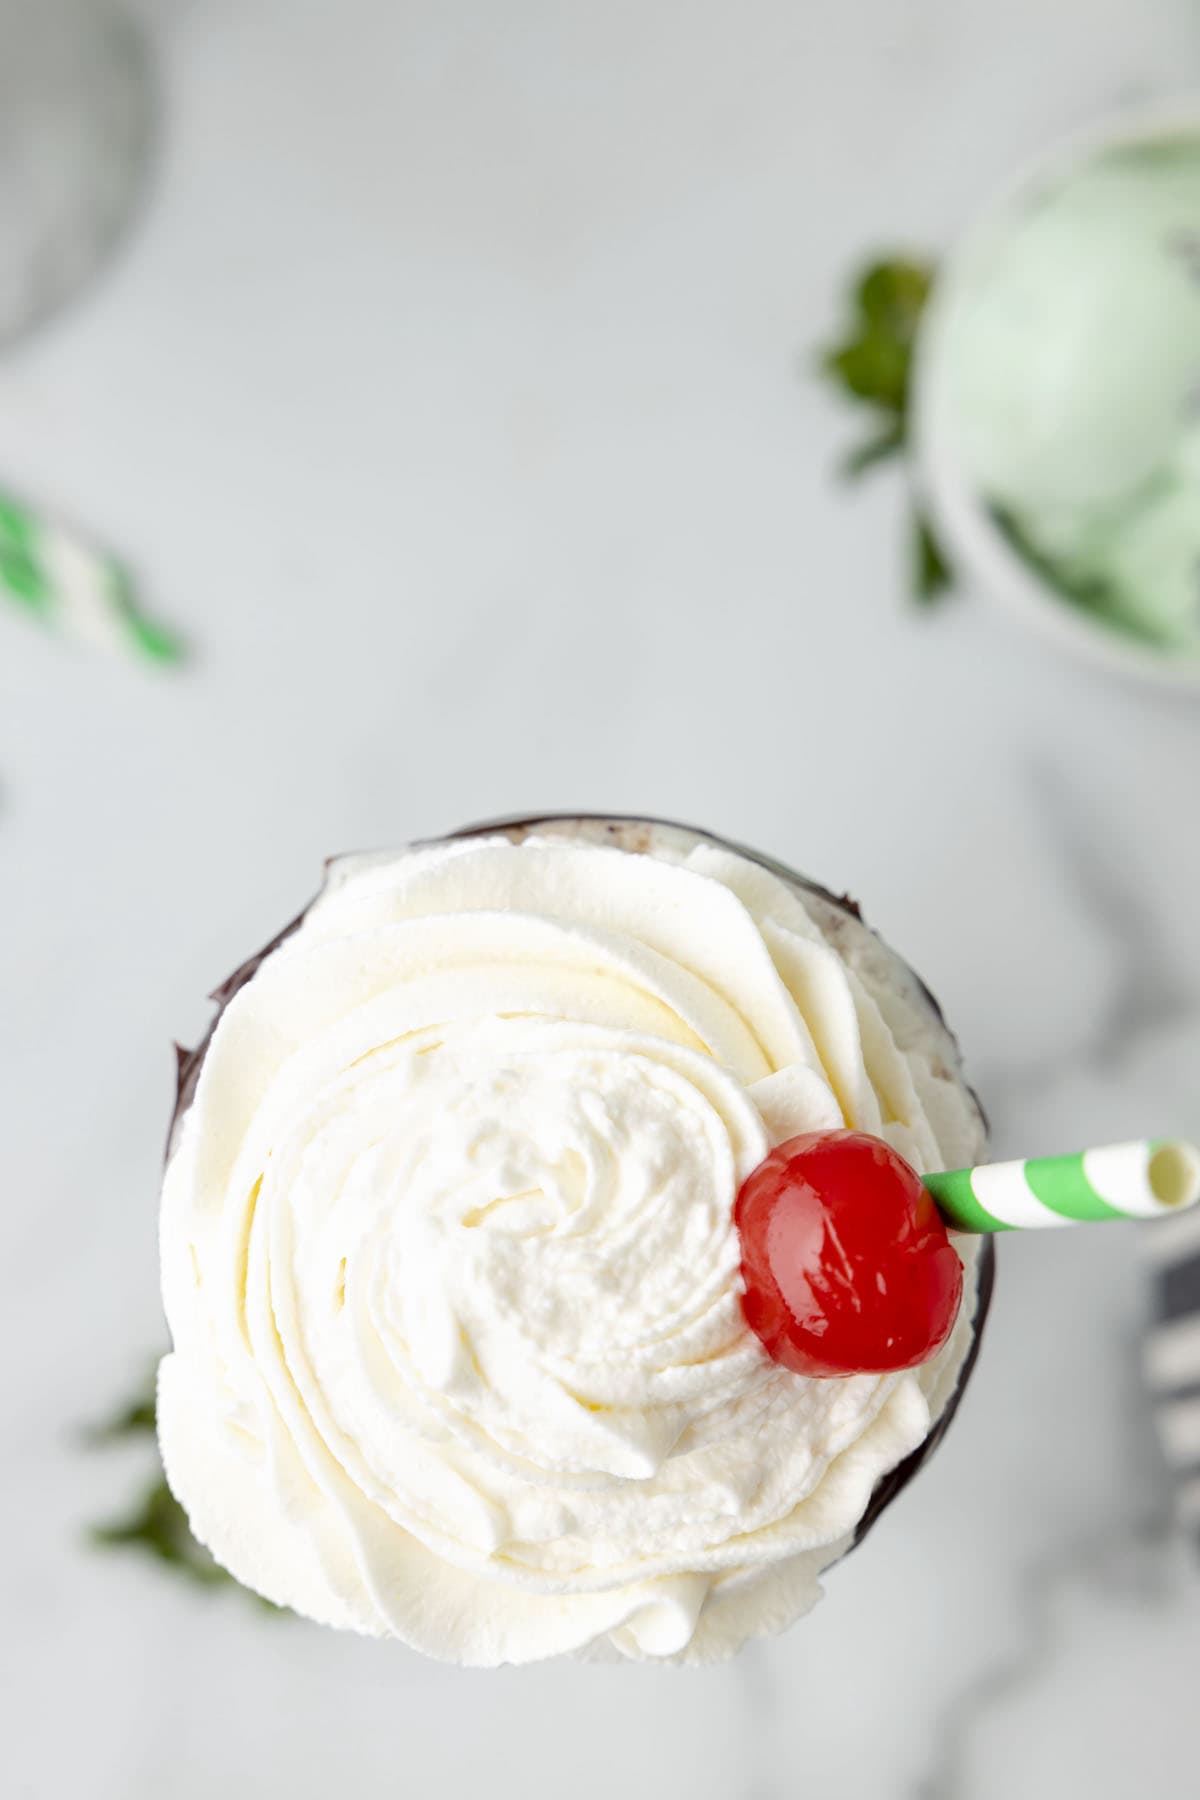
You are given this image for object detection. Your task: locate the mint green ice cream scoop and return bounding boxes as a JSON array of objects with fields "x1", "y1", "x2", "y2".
[{"x1": 937, "y1": 135, "x2": 1200, "y2": 656}]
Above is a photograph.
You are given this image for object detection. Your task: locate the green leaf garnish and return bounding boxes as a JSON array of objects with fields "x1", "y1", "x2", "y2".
[
  {"x1": 91, "y1": 1476, "x2": 231, "y2": 1585},
  {"x1": 822, "y1": 333, "x2": 910, "y2": 412},
  {"x1": 913, "y1": 509, "x2": 954, "y2": 605},
  {"x1": 82, "y1": 1376, "x2": 159, "y2": 1444},
  {"x1": 856, "y1": 260, "x2": 934, "y2": 346},
  {"x1": 839, "y1": 421, "x2": 906, "y2": 478},
  {"x1": 818, "y1": 253, "x2": 955, "y2": 604},
  {"x1": 81, "y1": 1360, "x2": 161, "y2": 1447},
  {"x1": 819, "y1": 256, "x2": 933, "y2": 422},
  {"x1": 84, "y1": 1365, "x2": 276, "y2": 1609}
]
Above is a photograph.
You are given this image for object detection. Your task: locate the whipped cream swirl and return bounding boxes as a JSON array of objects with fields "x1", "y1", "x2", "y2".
[{"x1": 158, "y1": 825, "x2": 984, "y2": 1664}]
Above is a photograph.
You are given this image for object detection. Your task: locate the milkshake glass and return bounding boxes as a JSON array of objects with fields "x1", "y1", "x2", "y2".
[{"x1": 158, "y1": 814, "x2": 992, "y2": 1665}]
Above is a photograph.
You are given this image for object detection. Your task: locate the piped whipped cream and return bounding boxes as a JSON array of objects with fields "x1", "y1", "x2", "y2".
[{"x1": 158, "y1": 821, "x2": 985, "y2": 1665}]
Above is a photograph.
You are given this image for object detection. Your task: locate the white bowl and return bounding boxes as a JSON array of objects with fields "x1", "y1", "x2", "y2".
[{"x1": 912, "y1": 97, "x2": 1200, "y2": 693}]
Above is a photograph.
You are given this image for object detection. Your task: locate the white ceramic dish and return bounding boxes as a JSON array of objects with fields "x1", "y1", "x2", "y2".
[{"x1": 912, "y1": 96, "x2": 1200, "y2": 692}]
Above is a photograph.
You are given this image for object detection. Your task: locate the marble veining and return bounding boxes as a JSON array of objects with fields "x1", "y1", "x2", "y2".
[
  {"x1": 912, "y1": 1522, "x2": 1188, "y2": 1800},
  {"x1": 974, "y1": 761, "x2": 1196, "y2": 1124},
  {"x1": 902, "y1": 765, "x2": 1200, "y2": 1799}
]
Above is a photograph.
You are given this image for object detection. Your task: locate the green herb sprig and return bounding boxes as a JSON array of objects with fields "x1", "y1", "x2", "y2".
[
  {"x1": 818, "y1": 257, "x2": 953, "y2": 604},
  {"x1": 85, "y1": 1365, "x2": 276, "y2": 1609}
]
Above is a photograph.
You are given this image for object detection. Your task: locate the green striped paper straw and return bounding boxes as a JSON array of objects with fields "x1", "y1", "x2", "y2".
[
  {"x1": 924, "y1": 1140, "x2": 1200, "y2": 1233},
  {"x1": 0, "y1": 490, "x2": 183, "y2": 664}
]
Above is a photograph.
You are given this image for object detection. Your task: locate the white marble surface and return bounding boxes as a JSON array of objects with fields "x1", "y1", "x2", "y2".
[{"x1": 3, "y1": 3, "x2": 1200, "y2": 1795}]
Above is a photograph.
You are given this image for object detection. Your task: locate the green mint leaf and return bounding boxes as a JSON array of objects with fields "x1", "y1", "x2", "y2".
[
  {"x1": 82, "y1": 1374, "x2": 159, "y2": 1444},
  {"x1": 840, "y1": 421, "x2": 906, "y2": 478},
  {"x1": 818, "y1": 256, "x2": 936, "y2": 422},
  {"x1": 818, "y1": 254, "x2": 953, "y2": 619},
  {"x1": 90, "y1": 1477, "x2": 230, "y2": 1586},
  {"x1": 89, "y1": 1477, "x2": 282, "y2": 1612},
  {"x1": 85, "y1": 1362, "x2": 276, "y2": 1608},
  {"x1": 821, "y1": 333, "x2": 909, "y2": 411},
  {"x1": 856, "y1": 260, "x2": 933, "y2": 341},
  {"x1": 912, "y1": 509, "x2": 954, "y2": 605}
]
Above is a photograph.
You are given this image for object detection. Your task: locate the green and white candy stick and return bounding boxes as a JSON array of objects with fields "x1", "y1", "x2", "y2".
[
  {"x1": 0, "y1": 489, "x2": 182, "y2": 663},
  {"x1": 924, "y1": 1139, "x2": 1200, "y2": 1233}
]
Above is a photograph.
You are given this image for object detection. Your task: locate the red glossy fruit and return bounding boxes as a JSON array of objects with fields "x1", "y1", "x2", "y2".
[{"x1": 734, "y1": 1130, "x2": 963, "y2": 1377}]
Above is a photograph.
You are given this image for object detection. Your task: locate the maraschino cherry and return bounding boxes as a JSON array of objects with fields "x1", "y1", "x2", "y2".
[{"x1": 734, "y1": 1130, "x2": 962, "y2": 1378}]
